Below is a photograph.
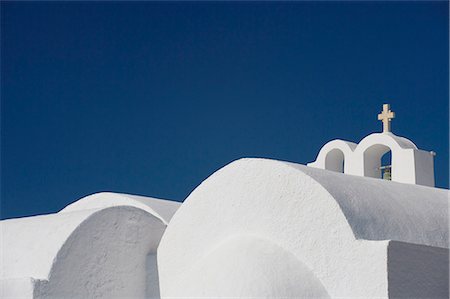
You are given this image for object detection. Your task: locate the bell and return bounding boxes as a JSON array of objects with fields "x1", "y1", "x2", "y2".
[{"x1": 383, "y1": 167, "x2": 392, "y2": 180}]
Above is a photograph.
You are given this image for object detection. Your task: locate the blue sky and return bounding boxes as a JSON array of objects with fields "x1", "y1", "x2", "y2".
[{"x1": 1, "y1": 2, "x2": 448, "y2": 219}]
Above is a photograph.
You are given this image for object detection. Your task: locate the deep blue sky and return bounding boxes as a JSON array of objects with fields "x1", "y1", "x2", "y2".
[{"x1": 1, "y1": 2, "x2": 448, "y2": 219}]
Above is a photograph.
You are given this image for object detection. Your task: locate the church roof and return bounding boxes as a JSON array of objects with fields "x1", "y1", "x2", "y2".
[
  {"x1": 297, "y1": 161, "x2": 447, "y2": 247},
  {"x1": 158, "y1": 158, "x2": 448, "y2": 297},
  {"x1": 1, "y1": 194, "x2": 180, "y2": 281},
  {"x1": 60, "y1": 192, "x2": 180, "y2": 225}
]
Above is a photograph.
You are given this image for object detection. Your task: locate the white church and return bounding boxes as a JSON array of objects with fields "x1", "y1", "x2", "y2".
[{"x1": 1, "y1": 104, "x2": 448, "y2": 298}]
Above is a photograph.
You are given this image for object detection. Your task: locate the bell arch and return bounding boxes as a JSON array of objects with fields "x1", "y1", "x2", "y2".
[
  {"x1": 307, "y1": 139, "x2": 356, "y2": 173},
  {"x1": 325, "y1": 148, "x2": 345, "y2": 173},
  {"x1": 352, "y1": 133, "x2": 420, "y2": 183},
  {"x1": 363, "y1": 143, "x2": 392, "y2": 179},
  {"x1": 308, "y1": 133, "x2": 434, "y2": 186}
]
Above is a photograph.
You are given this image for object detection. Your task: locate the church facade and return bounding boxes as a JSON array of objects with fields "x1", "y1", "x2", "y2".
[{"x1": 1, "y1": 105, "x2": 448, "y2": 298}]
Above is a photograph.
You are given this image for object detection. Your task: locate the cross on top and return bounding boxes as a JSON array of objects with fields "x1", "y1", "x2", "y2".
[{"x1": 378, "y1": 104, "x2": 395, "y2": 133}]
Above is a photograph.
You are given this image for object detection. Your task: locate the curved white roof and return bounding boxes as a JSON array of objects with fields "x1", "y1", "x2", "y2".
[
  {"x1": 1, "y1": 193, "x2": 181, "y2": 281},
  {"x1": 293, "y1": 161, "x2": 447, "y2": 247},
  {"x1": 158, "y1": 158, "x2": 448, "y2": 298},
  {"x1": 60, "y1": 192, "x2": 180, "y2": 225}
]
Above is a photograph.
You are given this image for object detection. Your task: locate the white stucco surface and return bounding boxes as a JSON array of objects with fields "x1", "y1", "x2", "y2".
[
  {"x1": 158, "y1": 158, "x2": 448, "y2": 298},
  {"x1": 179, "y1": 235, "x2": 331, "y2": 298},
  {"x1": 387, "y1": 241, "x2": 449, "y2": 298},
  {"x1": 297, "y1": 162, "x2": 448, "y2": 248},
  {"x1": 2, "y1": 209, "x2": 99, "y2": 280},
  {"x1": 60, "y1": 192, "x2": 180, "y2": 225},
  {"x1": 1, "y1": 158, "x2": 447, "y2": 298},
  {"x1": 1, "y1": 194, "x2": 180, "y2": 299}
]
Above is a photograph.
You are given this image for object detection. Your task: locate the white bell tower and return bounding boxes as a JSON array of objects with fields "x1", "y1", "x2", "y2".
[{"x1": 308, "y1": 104, "x2": 435, "y2": 187}]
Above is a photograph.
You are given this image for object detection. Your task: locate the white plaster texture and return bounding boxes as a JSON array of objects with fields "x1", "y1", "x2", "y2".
[
  {"x1": 0, "y1": 278, "x2": 36, "y2": 298},
  {"x1": 1, "y1": 158, "x2": 448, "y2": 298},
  {"x1": 0, "y1": 193, "x2": 180, "y2": 299},
  {"x1": 158, "y1": 158, "x2": 448, "y2": 298},
  {"x1": 60, "y1": 192, "x2": 180, "y2": 225},
  {"x1": 387, "y1": 241, "x2": 449, "y2": 298}
]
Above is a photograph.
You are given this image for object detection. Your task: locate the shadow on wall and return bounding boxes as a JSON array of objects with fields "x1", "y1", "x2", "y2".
[
  {"x1": 146, "y1": 254, "x2": 160, "y2": 299},
  {"x1": 161, "y1": 235, "x2": 330, "y2": 298},
  {"x1": 388, "y1": 241, "x2": 449, "y2": 298}
]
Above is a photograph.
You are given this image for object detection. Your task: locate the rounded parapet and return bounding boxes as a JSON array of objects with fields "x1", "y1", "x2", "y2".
[
  {"x1": 355, "y1": 132, "x2": 417, "y2": 153},
  {"x1": 60, "y1": 192, "x2": 180, "y2": 225}
]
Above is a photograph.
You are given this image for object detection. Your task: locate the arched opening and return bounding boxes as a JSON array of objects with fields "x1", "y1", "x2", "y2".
[
  {"x1": 324, "y1": 149, "x2": 345, "y2": 173},
  {"x1": 363, "y1": 144, "x2": 392, "y2": 179}
]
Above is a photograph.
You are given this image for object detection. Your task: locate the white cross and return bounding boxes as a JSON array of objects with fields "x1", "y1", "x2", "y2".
[{"x1": 378, "y1": 104, "x2": 395, "y2": 133}]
